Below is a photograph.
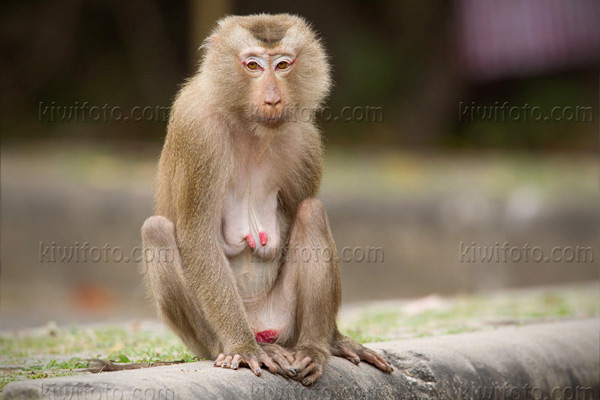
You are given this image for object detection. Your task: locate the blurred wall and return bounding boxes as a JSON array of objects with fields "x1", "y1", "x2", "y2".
[{"x1": 1, "y1": 1, "x2": 598, "y2": 328}]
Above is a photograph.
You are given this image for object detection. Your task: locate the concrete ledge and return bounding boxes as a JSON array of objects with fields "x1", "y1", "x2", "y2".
[{"x1": 4, "y1": 319, "x2": 599, "y2": 399}]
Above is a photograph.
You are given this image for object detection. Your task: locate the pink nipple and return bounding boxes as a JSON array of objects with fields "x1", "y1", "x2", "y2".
[
  {"x1": 259, "y1": 231, "x2": 268, "y2": 246},
  {"x1": 246, "y1": 233, "x2": 256, "y2": 249}
]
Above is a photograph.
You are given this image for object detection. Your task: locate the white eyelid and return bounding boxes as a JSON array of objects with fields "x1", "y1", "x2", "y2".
[
  {"x1": 243, "y1": 56, "x2": 266, "y2": 70},
  {"x1": 273, "y1": 56, "x2": 293, "y2": 69}
]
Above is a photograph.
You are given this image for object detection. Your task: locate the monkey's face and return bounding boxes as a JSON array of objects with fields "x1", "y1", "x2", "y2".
[
  {"x1": 201, "y1": 14, "x2": 331, "y2": 129},
  {"x1": 239, "y1": 47, "x2": 295, "y2": 127}
]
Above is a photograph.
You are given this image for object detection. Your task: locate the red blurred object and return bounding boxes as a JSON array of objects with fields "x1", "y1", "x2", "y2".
[{"x1": 71, "y1": 283, "x2": 116, "y2": 313}]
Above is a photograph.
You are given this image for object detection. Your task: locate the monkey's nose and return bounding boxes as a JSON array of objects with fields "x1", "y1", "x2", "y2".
[{"x1": 264, "y1": 98, "x2": 281, "y2": 107}]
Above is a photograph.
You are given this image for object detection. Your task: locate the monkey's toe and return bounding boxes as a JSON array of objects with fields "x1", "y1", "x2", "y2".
[
  {"x1": 331, "y1": 335, "x2": 393, "y2": 373},
  {"x1": 357, "y1": 348, "x2": 393, "y2": 373},
  {"x1": 333, "y1": 345, "x2": 361, "y2": 365}
]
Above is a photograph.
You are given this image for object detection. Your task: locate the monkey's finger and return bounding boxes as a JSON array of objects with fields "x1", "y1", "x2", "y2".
[
  {"x1": 284, "y1": 353, "x2": 295, "y2": 364},
  {"x1": 271, "y1": 353, "x2": 294, "y2": 376},
  {"x1": 295, "y1": 362, "x2": 314, "y2": 380},
  {"x1": 214, "y1": 353, "x2": 225, "y2": 367},
  {"x1": 263, "y1": 358, "x2": 291, "y2": 379},
  {"x1": 248, "y1": 356, "x2": 262, "y2": 376},
  {"x1": 231, "y1": 354, "x2": 242, "y2": 370},
  {"x1": 259, "y1": 355, "x2": 279, "y2": 375},
  {"x1": 301, "y1": 365, "x2": 323, "y2": 386},
  {"x1": 278, "y1": 348, "x2": 295, "y2": 364},
  {"x1": 221, "y1": 355, "x2": 233, "y2": 368},
  {"x1": 291, "y1": 356, "x2": 312, "y2": 372},
  {"x1": 271, "y1": 353, "x2": 292, "y2": 369}
]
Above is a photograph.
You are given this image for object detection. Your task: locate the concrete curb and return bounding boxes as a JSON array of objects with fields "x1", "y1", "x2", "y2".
[{"x1": 4, "y1": 319, "x2": 599, "y2": 399}]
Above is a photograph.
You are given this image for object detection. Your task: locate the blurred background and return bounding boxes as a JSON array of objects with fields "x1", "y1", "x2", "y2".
[{"x1": 1, "y1": 0, "x2": 599, "y2": 329}]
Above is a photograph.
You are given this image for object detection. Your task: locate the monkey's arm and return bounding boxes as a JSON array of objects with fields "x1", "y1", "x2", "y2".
[
  {"x1": 279, "y1": 125, "x2": 324, "y2": 215},
  {"x1": 163, "y1": 128, "x2": 277, "y2": 375}
]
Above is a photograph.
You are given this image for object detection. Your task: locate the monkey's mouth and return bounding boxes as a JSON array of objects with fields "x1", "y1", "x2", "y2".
[{"x1": 255, "y1": 115, "x2": 286, "y2": 127}]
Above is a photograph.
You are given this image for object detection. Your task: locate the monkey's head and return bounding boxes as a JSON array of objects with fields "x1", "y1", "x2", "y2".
[{"x1": 199, "y1": 14, "x2": 331, "y2": 129}]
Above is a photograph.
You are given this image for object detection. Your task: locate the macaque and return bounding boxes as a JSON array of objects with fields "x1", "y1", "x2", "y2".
[{"x1": 141, "y1": 13, "x2": 392, "y2": 385}]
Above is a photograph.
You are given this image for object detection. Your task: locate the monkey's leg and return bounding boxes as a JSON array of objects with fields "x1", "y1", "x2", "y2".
[
  {"x1": 283, "y1": 199, "x2": 392, "y2": 385},
  {"x1": 276, "y1": 198, "x2": 339, "y2": 386},
  {"x1": 141, "y1": 215, "x2": 219, "y2": 358},
  {"x1": 142, "y1": 216, "x2": 279, "y2": 376}
]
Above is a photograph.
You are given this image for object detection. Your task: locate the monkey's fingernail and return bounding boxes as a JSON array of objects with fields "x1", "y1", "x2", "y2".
[
  {"x1": 222, "y1": 362, "x2": 227, "y2": 366},
  {"x1": 289, "y1": 368, "x2": 297, "y2": 375},
  {"x1": 354, "y1": 358, "x2": 360, "y2": 364},
  {"x1": 232, "y1": 363, "x2": 237, "y2": 369},
  {"x1": 255, "y1": 368, "x2": 261, "y2": 374},
  {"x1": 303, "y1": 379, "x2": 309, "y2": 385}
]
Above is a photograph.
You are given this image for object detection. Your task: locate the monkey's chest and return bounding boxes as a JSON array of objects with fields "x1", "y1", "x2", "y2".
[
  {"x1": 221, "y1": 177, "x2": 281, "y2": 260},
  {"x1": 221, "y1": 179, "x2": 283, "y2": 304}
]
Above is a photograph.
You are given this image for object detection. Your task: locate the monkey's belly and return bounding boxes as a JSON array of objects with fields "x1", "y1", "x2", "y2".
[{"x1": 229, "y1": 250, "x2": 294, "y2": 339}]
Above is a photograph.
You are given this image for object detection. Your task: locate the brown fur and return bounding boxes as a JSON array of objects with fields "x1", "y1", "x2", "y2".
[{"x1": 141, "y1": 14, "x2": 392, "y2": 385}]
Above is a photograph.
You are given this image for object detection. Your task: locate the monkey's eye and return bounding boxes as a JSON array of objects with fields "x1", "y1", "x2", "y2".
[
  {"x1": 243, "y1": 57, "x2": 265, "y2": 71},
  {"x1": 276, "y1": 61, "x2": 290, "y2": 70}
]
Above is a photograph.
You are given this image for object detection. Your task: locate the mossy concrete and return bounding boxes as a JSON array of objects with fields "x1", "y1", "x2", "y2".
[{"x1": 4, "y1": 319, "x2": 598, "y2": 399}]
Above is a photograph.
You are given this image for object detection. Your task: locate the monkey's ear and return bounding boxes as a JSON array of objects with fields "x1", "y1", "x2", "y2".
[{"x1": 199, "y1": 34, "x2": 219, "y2": 52}]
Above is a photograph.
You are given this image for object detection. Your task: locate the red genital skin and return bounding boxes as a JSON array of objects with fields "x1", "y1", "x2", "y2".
[{"x1": 255, "y1": 329, "x2": 278, "y2": 343}]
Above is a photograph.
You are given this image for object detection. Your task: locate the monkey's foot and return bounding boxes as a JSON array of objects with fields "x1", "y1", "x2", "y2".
[
  {"x1": 289, "y1": 346, "x2": 329, "y2": 386},
  {"x1": 259, "y1": 343, "x2": 295, "y2": 378},
  {"x1": 331, "y1": 335, "x2": 393, "y2": 373},
  {"x1": 213, "y1": 347, "x2": 278, "y2": 377}
]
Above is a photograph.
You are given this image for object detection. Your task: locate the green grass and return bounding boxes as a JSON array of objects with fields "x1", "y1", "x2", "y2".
[
  {"x1": 1, "y1": 324, "x2": 194, "y2": 361},
  {"x1": 338, "y1": 283, "x2": 599, "y2": 342},
  {"x1": 1, "y1": 324, "x2": 195, "y2": 392}
]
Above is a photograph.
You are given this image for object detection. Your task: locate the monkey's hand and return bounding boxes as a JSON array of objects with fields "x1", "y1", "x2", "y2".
[
  {"x1": 213, "y1": 345, "x2": 279, "y2": 377},
  {"x1": 259, "y1": 343, "x2": 296, "y2": 379},
  {"x1": 330, "y1": 335, "x2": 393, "y2": 374},
  {"x1": 289, "y1": 345, "x2": 330, "y2": 386}
]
